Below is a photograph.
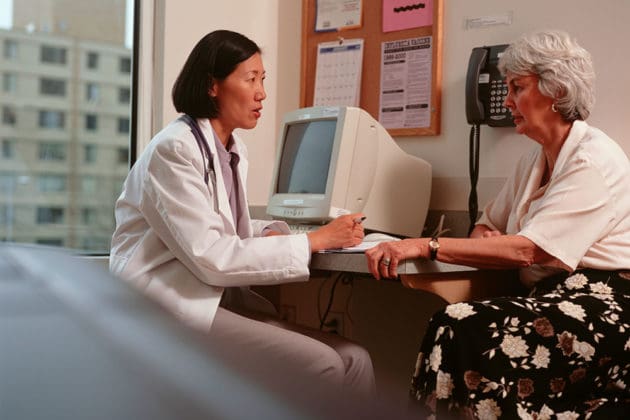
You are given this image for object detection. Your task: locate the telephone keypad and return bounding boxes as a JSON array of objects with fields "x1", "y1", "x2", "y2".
[{"x1": 489, "y1": 79, "x2": 509, "y2": 116}]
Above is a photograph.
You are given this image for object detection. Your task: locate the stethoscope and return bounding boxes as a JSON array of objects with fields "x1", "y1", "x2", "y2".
[{"x1": 180, "y1": 114, "x2": 214, "y2": 184}]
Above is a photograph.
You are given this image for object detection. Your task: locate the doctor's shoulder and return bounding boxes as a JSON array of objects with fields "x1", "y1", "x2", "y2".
[{"x1": 137, "y1": 122, "x2": 201, "y2": 173}]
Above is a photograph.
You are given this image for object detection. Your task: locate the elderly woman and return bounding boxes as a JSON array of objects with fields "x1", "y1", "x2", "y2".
[{"x1": 366, "y1": 30, "x2": 630, "y2": 417}]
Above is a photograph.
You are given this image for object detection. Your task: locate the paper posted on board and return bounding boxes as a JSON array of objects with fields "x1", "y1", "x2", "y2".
[{"x1": 379, "y1": 36, "x2": 432, "y2": 130}]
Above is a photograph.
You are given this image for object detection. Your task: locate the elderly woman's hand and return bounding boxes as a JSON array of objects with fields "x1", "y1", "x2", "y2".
[{"x1": 365, "y1": 238, "x2": 427, "y2": 280}]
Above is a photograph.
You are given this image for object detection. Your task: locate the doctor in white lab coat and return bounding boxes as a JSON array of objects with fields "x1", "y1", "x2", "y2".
[{"x1": 110, "y1": 30, "x2": 375, "y2": 396}]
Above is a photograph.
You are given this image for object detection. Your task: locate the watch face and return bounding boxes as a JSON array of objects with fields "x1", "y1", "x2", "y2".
[{"x1": 429, "y1": 239, "x2": 439, "y2": 260}]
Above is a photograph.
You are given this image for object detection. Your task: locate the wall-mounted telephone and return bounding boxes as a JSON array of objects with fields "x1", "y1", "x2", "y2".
[{"x1": 465, "y1": 44, "x2": 514, "y2": 127}]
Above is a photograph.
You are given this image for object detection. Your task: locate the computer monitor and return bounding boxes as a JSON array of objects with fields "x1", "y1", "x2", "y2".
[{"x1": 266, "y1": 106, "x2": 432, "y2": 237}]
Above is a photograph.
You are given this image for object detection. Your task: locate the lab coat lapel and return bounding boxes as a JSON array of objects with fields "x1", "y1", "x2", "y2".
[
  {"x1": 233, "y1": 141, "x2": 253, "y2": 238},
  {"x1": 200, "y1": 121, "x2": 237, "y2": 234}
]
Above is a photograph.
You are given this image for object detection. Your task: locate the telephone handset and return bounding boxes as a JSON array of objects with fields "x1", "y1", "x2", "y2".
[{"x1": 465, "y1": 44, "x2": 514, "y2": 127}]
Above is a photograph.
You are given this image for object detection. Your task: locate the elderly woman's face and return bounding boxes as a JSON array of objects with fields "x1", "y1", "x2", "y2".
[{"x1": 504, "y1": 72, "x2": 555, "y2": 140}]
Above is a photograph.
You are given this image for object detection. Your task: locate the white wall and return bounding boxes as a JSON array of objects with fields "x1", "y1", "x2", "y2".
[
  {"x1": 397, "y1": 0, "x2": 630, "y2": 210},
  {"x1": 154, "y1": 0, "x2": 630, "y2": 210},
  {"x1": 156, "y1": 0, "x2": 301, "y2": 205}
]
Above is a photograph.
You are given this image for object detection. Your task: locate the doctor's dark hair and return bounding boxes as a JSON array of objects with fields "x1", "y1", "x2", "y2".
[{"x1": 172, "y1": 30, "x2": 261, "y2": 118}]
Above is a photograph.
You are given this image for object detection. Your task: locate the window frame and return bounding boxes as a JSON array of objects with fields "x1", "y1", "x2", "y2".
[{"x1": 40, "y1": 44, "x2": 67, "y2": 65}]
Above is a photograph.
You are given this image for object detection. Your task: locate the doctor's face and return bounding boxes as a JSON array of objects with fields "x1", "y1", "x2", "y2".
[{"x1": 210, "y1": 52, "x2": 267, "y2": 132}]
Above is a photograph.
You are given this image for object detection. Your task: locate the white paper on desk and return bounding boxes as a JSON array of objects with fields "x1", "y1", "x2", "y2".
[
  {"x1": 318, "y1": 240, "x2": 382, "y2": 254},
  {"x1": 313, "y1": 38, "x2": 363, "y2": 107}
]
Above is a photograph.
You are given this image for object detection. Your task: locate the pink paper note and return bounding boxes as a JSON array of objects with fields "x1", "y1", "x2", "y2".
[{"x1": 382, "y1": 0, "x2": 433, "y2": 32}]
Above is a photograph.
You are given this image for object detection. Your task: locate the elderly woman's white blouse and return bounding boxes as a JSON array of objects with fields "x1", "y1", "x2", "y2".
[{"x1": 477, "y1": 120, "x2": 630, "y2": 286}]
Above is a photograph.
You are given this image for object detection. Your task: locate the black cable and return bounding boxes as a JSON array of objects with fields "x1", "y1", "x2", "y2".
[
  {"x1": 319, "y1": 275, "x2": 341, "y2": 330},
  {"x1": 468, "y1": 124, "x2": 480, "y2": 236},
  {"x1": 341, "y1": 275, "x2": 354, "y2": 325},
  {"x1": 316, "y1": 276, "x2": 329, "y2": 324}
]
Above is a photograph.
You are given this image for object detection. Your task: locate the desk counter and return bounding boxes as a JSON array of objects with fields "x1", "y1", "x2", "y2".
[{"x1": 310, "y1": 252, "x2": 525, "y2": 303}]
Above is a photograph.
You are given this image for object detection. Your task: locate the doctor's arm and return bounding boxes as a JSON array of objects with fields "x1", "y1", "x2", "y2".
[{"x1": 140, "y1": 139, "x2": 311, "y2": 287}]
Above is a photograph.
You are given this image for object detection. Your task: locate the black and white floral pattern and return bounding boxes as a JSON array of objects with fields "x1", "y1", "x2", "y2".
[{"x1": 410, "y1": 270, "x2": 630, "y2": 419}]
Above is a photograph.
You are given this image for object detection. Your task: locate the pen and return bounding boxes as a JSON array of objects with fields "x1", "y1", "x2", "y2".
[{"x1": 353, "y1": 216, "x2": 366, "y2": 224}]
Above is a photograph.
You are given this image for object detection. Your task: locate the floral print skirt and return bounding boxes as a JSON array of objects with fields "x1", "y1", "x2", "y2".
[{"x1": 409, "y1": 269, "x2": 630, "y2": 419}]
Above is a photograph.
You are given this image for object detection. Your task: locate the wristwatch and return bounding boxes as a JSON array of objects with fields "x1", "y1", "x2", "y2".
[{"x1": 428, "y1": 237, "x2": 440, "y2": 260}]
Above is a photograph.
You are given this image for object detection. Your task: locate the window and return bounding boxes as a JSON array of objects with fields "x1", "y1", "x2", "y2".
[
  {"x1": 82, "y1": 237, "x2": 109, "y2": 251},
  {"x1": 40, "y1": 78, "x2": 67, "y2": 96},
  {"x1": 38, "y1": 142, "x2": 66, "y2": 161},
  {"x1": 41, "y1": 45, "x2": 67, "y2": 65},
  {"x1": 3, "y1": 39, "x2": 17, "y2": 59},
  {"x1": 2, "y1": 106, "x2": 16, "y2": 126},
  {"x1": 117, "y1": 147, "x2": 129, "y2": 164},
  {"x1": 118, "y1": 87, "x2": 130, "y2": 104},
  {"x1": 38, "y1": 110, "x2": 65, "y2": 129},
  {"x1": 117, "y1": 117, "x2": 130, "y2": 134},
  {"x1": 81, "y1": 176, "x2": 98, "y2": 194},
  {"x1": 38, "y1": 174, "x2": 67, "y2": 192},
  {"x1": 36, "y1": 207, "x2": 65, "y2": 224},
  {"x1": 85, "y1": 114, "x2": 98, "y2": 131},
  {"x1": 1, "y1": 0, "x2": 136, "y2": 252},
  {"x1": 0, "y1": 204, "x2": 10, "y2": 226},
  {"x1": 119, "y1": 56, "x2": 131, "y2": 73},
  {"x1": 84, "y1": 144, "x2": 97, "y2": 163},
  {"x1": 86, "y1": 82, "x2": 100, "y2": 102},
  {"x1": 2, "y1": 139, "x2": 16, "y2": 158},
  {"x1": 87, "y1": 51, "x2": 99, "y2": 69},
  {"x1": 36, "y1": 238, "x2": 64, "y2": 246},
  {"x1": 82, "y1": 208, "x2": 97, "y2": 224},
  {"x1": 3, "y1": 73, "x2": 17, "y2": 93}
]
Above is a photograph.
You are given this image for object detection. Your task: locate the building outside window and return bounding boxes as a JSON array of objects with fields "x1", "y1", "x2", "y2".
[
  {"x1": 38, "y1": 174, "x2": 67, "y2": 192},
  {"x1": 36, "y1": 206, "x2": 64, "y2": 224},
  {"x1": 83, "y1": 144, "x2": 97, "y2": 163},
  {"x1": 38, "y1": 110, "x2": 65, "y2": 129},
  {"x1": 87, "y1": 51, "x2": 99, "y2": 69},
  {"x1": 40, "y1": 45, "x2": 67, "y2": 64},
  {"x1": 85, "y1": 113, "x2": 98, "y2": 131},
  {"x1": 119, "y1": 56, "x2": 131, "y2": 73},
  {"x1": 117, "y1": 147, "x2": 129, "y2": 165},
  {"x1": 36, "y1": 238, "x2": 64, "y2": 246},
  {"x1": 2, "y1": 106, "x2": 17, "y2": 125},
  {"x1": 81, "y1": 207, "x2": 97, "y2": 224},
  {"x1": 118, "y1": 86, "x2": 130, "y2": 104},
  {"x1": 38, "y1": 142, "x2": 66, "y2": 161},
  {"x1": 40, "y1": 77, "x2": 67, "y2": 96},
  {"x1": 3, "y1": 39, "x2": 17, "y2": 59},
  {"x1": 3, "y1": 73, "x2": 17, "y2": 93},
  {"x1": 1, "y1": 0, "x2": 135, "y2": 253},
  {"x1": 0, "y1": 204, "x2": 10, "y2": 227},
  {"x1": 86, "y1": 82, "x2": 100, "y2": 102},
  {"x1": 117, "y1": 117, "x2": 130, "y2": 134},
  {"x1": 2, "y1": 139, "x2": 16, "y2": 158}
]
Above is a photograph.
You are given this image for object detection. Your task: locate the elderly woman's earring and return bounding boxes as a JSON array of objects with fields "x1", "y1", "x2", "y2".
[{"x1": 551, "y1": 103, "x2": 558, "y2": 113}]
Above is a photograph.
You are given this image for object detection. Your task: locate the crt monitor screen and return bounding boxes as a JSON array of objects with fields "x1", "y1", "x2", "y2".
[
  {"x1": 275, "y1": 120, "x2": 337, "y2": 194},
  {"x1": 267, "y1": 106, "x2": 432, "y2": 237}
]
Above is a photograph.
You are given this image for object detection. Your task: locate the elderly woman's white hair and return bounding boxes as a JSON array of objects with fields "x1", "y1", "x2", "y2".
[{"x1": 498, "y1": 30, "x2": 595, "y2": 121}]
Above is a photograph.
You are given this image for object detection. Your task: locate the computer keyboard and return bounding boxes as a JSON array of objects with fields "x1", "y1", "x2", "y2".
[{"x1": 287, "y1": 224, "x2": 320, "y2": 235}]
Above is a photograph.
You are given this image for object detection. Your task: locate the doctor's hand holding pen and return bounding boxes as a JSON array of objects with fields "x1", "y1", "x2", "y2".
[{"x1": 306, "y1": 213, "x2": 365, "y2": 253}]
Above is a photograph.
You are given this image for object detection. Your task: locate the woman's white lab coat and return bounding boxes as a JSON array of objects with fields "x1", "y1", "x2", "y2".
[{"x1": 109, "y1": 117, "x2": 311, "y2": 332}]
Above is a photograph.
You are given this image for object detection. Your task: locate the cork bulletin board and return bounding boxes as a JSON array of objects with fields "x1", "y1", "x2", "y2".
[{"x1": 300, "y1": 0, "x2": 443, "y2": 136}]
